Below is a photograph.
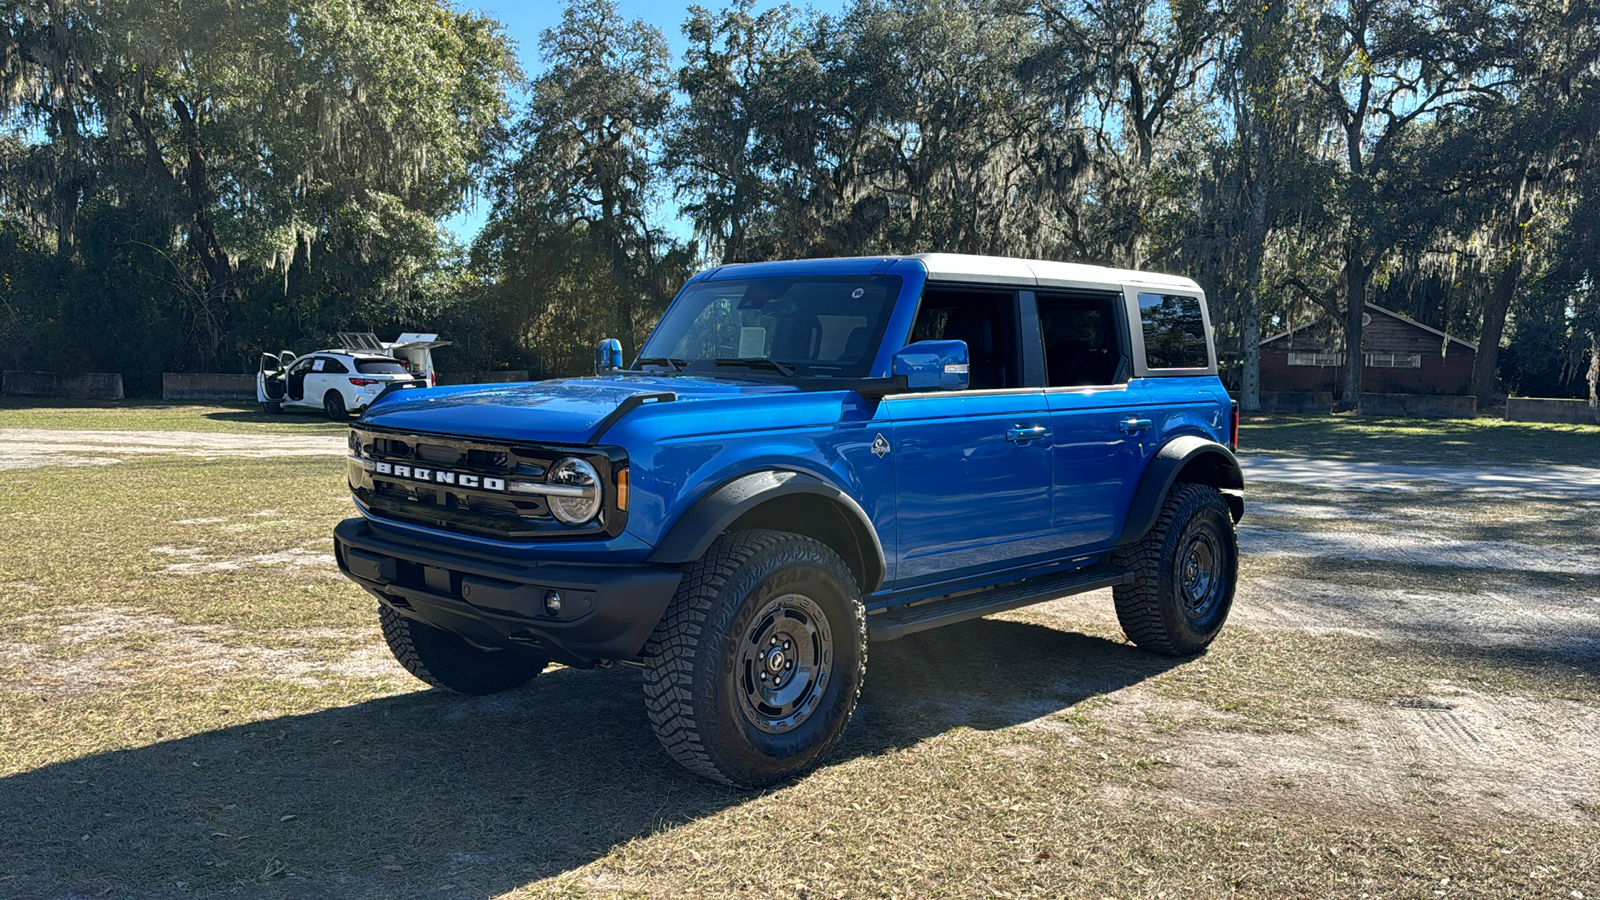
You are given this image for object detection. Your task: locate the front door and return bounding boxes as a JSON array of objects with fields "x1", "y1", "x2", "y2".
[
  {"x1": 885, "y1": 286, "x2": 1056, "y2": 587},
  {"x1": 886, "y1": 391, "x2": 1055, "y2": 585}
]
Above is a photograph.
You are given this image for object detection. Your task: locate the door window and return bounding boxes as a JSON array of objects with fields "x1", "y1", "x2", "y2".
[
  {"x1": 1038, "y1": 293, "x2": 1127, "y2": 386},
  {"x1": 1137, "y1": 293, "x2": 1209, "y2": 370},
  {"x1": 909, "y1": 288, "x2": 1022, "y2": 390}
]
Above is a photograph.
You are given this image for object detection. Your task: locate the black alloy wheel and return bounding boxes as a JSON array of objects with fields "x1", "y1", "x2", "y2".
[
  {"x1": 324, "y1": 390, "x2": 348, "y2": 420},
  {"x1": 735, "y1": 592, "x2": 835, "y2": 735}
]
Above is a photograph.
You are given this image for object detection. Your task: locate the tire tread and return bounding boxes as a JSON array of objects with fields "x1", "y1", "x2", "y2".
[
  {"x1": 1111, "y1": 482, "x2": 1234, "y2": 656},
  {"x1": 641, "y1": 529, "x2": 866, "y2": 787}
]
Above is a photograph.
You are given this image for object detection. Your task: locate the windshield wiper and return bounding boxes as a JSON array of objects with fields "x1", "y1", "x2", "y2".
[
  {"x1": 635, "y1": 356, "x2": 686, "y2": 372},
  {"x1": 713, "y1": 357, "x2": 797, "y2": 377}
]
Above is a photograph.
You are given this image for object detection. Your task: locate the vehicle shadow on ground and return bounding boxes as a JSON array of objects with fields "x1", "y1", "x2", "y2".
[
  {"x1": 0, "y1": 618, "x2": 1177, "y2": 899},
  {"x1": 200, "y1": 408, "x2": 349, "y2": 430}
]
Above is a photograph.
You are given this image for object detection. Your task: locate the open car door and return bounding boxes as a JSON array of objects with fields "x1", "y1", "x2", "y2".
[{"x1": 256, "y1": 351, "x2": 295, "y2": 412}]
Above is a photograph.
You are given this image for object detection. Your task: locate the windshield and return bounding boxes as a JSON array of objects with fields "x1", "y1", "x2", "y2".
[{"x1": 637, "y1": 275, "x2": 901, "y2": 378}]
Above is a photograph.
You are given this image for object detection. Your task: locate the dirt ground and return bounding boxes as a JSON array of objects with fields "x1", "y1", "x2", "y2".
[
  {"x1": 0, "y1": 415, "x2": 1596, "y2": 898},
  {"x1": 0, "y1": 427, "x2": 345, "y2": 471}
]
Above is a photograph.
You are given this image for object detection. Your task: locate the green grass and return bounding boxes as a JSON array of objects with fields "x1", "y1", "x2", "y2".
[
  {"x1": 0, "y1": 406, "x2": 1596, "y2": 899},
  {"x1": 1241, "y1": 413, "x2": 1600, "y2": 466},
  {"x1": 0, "y1": 398, "x2": 346, "y2": 434}
]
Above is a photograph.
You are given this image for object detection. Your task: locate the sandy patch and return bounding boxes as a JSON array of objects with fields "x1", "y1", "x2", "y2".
[
  {"x1": 1133, "y1": 689, "x2": 1600, "y2": 826},
  {"x1": 150, "y1": 545, "x2": 336, "y2": 576},
  {"x1": 0, "y1": 608, "x2": 402, "y2": 697},
  {"x1": 1239, "y1": 525, "x2": 1600, "y2": 575},
  {"x1": 0, "y1": 428, "x2": 345, "y2": 471},
  {"x1": 1241, "y1": 456, "x2": 1600, "y2": 499}
]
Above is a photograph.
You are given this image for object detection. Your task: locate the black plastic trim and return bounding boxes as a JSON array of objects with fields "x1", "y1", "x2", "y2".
[
  {"x1": 1116, "y1": 436, "x2": 1245, "y2": 546},
  {"x1": 648, "y1": 470, "x2": 887, "y2": 592},
  {"x1": 588, "y1": 392, "x2": 676, "y2": 445},
  {"x1": 334, "y1": 517, "x2": 681, "y2": 664},
  {"x1": 869, "y1": 562, "x2": 1133, "y2": 641}
]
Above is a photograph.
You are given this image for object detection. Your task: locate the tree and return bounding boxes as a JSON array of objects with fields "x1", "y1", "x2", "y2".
[
  {"x1": 1304, "y1": 0, "x2": 1509, "y2": 408},
  {"x1": 2, "y1": 0, "x2": 515, "y2": 370},
  {"x1": 476, "y1": 0, "x2": 692, "y2": 368}
]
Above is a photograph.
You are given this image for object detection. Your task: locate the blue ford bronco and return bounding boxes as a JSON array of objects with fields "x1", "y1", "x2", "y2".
[{"x1": 334, "y1": 254, "x2": 1243, "y2": 787}]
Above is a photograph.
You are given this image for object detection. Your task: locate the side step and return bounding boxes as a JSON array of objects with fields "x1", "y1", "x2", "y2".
[{"x1": 867, "y1": 564, "x2": 1133, "y2": 642}]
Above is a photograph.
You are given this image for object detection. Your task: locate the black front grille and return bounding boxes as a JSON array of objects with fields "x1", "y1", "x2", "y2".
[{"x1": 349, "y1": 427, "x2": 624, "y2": 541}]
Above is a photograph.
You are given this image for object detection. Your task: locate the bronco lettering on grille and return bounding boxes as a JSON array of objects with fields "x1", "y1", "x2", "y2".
[{"x1": 372, "y1": 461, "x2": 506, "y2": 492}]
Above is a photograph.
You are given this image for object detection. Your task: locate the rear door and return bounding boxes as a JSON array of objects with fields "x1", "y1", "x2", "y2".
[
  {"x1": 885, "y1": 285, "x2": 1055, "y2": 586},
  {"x1": 300, "y1": 356, "x2": 349, "y2": 407},
  {"x1": 1036, "y1": 290, "x2": 1154, "y2": 550}
]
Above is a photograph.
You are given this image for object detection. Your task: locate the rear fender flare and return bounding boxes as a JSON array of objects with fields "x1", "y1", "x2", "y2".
[
  {"x1": 648, "y1": 470, "x2": 886, "y2": 593},
  {"x1": 1117, "y1": 436, "x2": 1244, "y2": 546}
]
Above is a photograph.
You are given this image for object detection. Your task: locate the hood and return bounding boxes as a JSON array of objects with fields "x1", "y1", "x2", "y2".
[{"x1": 358, "y1": 374, "x2": 799, "y2": 444}]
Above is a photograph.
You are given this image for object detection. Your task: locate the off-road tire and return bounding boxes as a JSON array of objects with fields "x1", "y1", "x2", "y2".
[
  {"x1": 323, "y1": 390, "x2": 348, "y2": 420},
  {"x1": 1111, "y1": 483, "x2": 1237, "y2": 656},
  {"x1": 641, "y1": 529, "x2": 867, "y2": 788},
  {"x1": 378, "y1": 605, "x2": 548, "y2": 695}
]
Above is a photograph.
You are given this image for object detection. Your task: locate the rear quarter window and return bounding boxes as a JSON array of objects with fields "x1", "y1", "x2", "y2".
[
  {"x1": 1137, "y1": 293, "x2": 1209, "y2": 370},
  {"x1": 355, "y1": 359, "x2": 408, "y2": 375}
]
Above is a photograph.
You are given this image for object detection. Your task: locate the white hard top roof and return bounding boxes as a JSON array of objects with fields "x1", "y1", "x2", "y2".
[{"x1": 908, "y1": 253, "x2": 1202, "y2": 293}]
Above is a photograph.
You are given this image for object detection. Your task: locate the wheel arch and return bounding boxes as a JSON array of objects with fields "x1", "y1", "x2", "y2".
[
  {"x1": 648, "y1": 470, "x2": 886, "y2": 593},
  {"x1": 1116, "y1": 435, "x2": 1244, "y2": 547}
]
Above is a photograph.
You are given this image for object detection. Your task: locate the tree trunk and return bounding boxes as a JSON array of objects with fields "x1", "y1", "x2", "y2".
[
  {"x1": 1338, "y1": 250, "x2": 1368, "y2": 411},
  {"x1": 1589, "y1": 332, "x2": 1599, "y2": 424},
  {"x1": 1238, "y1": 171, "x2": 1271, "y2": 412},
  {"x1": 1234, "y1": 0, "x2": 1284, "y2": 413},
  {"x1": 1471, "y1": 258, "x2": 1520, "y2": 406}
]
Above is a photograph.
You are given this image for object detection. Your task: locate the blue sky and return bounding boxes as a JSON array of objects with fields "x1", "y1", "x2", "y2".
[{"x1": 443, "y1": 0, "x2": 846, "y2": 244}]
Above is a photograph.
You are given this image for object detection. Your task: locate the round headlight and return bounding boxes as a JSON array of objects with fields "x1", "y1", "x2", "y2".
[{"x1": 547, "y1": 457, "x2": 602, "y2": 525}]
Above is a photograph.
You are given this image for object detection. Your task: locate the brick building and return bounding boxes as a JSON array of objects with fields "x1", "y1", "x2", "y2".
[{"x1": 1260, "y1": 303, "x2": 1478, "y2": 397}]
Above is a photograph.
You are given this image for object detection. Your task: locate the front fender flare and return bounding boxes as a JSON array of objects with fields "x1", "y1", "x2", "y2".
[
  {"x1": 648, "y1": 470, "x2": 887, "y2": 593},
  {"x1": 1116, "y1": 436, "x2": 1244, "y2": 547}
]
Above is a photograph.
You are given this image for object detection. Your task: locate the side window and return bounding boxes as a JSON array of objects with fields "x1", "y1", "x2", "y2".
[
  {"x1": 1038, "y1": 292, "x2": 1126, "y2": 386},
  {"x1": 289, "y1": 357, "x2": 314, "y2": 375},
  {"x1": 1137, "y1": 293, "x2": 1209, "y2": 371},
  {"x1": 909, "y1": 287, "x2": 1021, "y2": 390},
  {"x1": 319, "y1": 357, "x2": 350, "y2": 374}
]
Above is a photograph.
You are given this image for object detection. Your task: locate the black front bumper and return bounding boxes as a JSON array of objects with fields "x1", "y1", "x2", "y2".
[{"x1": 333, "y1": 517, "x2": 682, "y2": 665}]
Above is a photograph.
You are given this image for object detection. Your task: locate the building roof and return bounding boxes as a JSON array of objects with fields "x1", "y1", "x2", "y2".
[{"x1": 1260, "y1": 301, "x2": 1478, "y2": 351}]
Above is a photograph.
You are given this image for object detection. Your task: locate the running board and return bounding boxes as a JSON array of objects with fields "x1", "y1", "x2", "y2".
[{"x1": 867, "y1": 564, "x2": 1133, "y2": 642}]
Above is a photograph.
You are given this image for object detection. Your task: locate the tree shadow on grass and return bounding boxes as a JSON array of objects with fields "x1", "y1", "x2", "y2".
[{"x1": 0, "y1": 618, "x2": 1178, "y2": 899}]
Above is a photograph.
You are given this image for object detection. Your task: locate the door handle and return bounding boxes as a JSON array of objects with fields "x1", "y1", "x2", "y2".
[
  {"x1": 1120, "y1": 417, "x2": 1154, "y2": 434},
  {"x1": 1006, "y1": 424, "x2": 1050, "y2": 443}
]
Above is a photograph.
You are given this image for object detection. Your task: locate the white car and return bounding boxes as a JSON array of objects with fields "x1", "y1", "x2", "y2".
[
  {"x1": 257, "y1": 333, "x2": 450, "y2": 419},
  {"x1": 257, "y1": 351, "x2": 422, "y2": 419}
]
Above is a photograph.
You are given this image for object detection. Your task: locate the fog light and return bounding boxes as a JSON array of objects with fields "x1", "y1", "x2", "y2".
[{"x1": 544, "y1": 590, "x2": 563, "y2": 616}]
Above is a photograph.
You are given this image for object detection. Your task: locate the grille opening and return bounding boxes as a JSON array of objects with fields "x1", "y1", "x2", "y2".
[
  {"x1": 415, "y1": 443, "x2": 463, "y2": 465},
  {"x1": 375, "y1": 438, "x2": 412, "y2": 458},
  {"x1": 468, "y1": 448, "x2": 511, "y2": 470}
]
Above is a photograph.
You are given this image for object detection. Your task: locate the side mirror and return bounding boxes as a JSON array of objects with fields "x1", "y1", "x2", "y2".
[
  {"x1": 892, "y1": 340, "x2": 970, "y2": 392},
  {"x1": 594, "y1": 338, "x2": 624, "y2": 374}
]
